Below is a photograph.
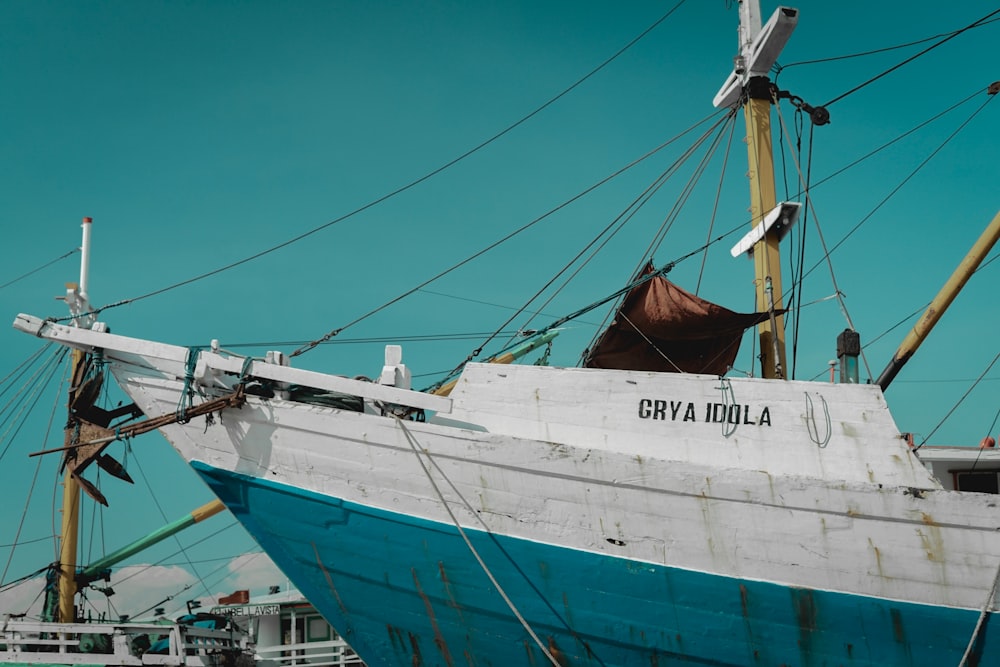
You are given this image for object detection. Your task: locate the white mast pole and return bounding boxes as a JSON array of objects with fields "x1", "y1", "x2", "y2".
[{"x1": 79, "y1": 217, "x2": 92, "y2": 301}]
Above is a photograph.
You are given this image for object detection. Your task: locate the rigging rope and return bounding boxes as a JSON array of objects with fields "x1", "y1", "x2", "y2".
[
  {"x1": 637, "y1": 112, "x2": 739, "y2": 274},
  {"x1": 112, "y1": 521, "x2": 241, "y2": 607},
  {"x1": 292, "y1": 108, "x2": 728, "y2": 359},
  {"x1": 784, "y1": 87, "x2": 997, "y2": 382},
  {"x1": 695, "y1": 112, "x2": 738, "y2": 295},
  {"x1": 0, "y1": 248, "x2": 79, "y2": 290},
  {"x1": 821, "y1": 9, "x2": 1000, "y2": 108},
  {"x1": 394, "y1": 416, "x2": 565, "y2": 667},
  {"x1": 0, "y1": 362, "x2": 67, "y2": 588},
  {"x1": 958, "y1": 555, "x2": 1000, "y2": 667},
  {"x1": 618, "y1": 312, "x2": 683, "y2": 373},
  {"x1": 772, "y1": 101, "x2": 874, "y2": 382},
  {"x1": 968, "y1": 403, "x2": 1000, "y2": 475},
  {"x1": 775, "y1": 15, "x2": 1000, "y2": 75},
  {"x1": 128, "y1": 450, "x2": 217, "y2": 605},
  {"x1": 772, "y1": 87, "x2": 996, "y2": 382},
  {"x1": 802, "y1": 250, "x2": 999, "y2": 382},
  {"x1": 804, "y1": 92, "x2": 996, "y2": 284},
  {"x1": 915, "y1": 350, "x2": 1000, "y2": 450},
  {"x1": 577, "y1": 111, "x2": 739, "y2": 357},
  {"x1": 508, "y1": 110, "x2": 738, "y2": 355},
  {"x1": 55, "y1": 2, "x2": 691, "y2": 327},
  {"x1": 425, "y1": 221, "x2": 746, "y2": 391},
  {"x1": 792, "y1": 88, "x2": 985, "y2": 198},
  {"x1": 787, "y1": 111, "x2": 814, "y2": 380},
  {"x1": 0, "y1": 344, "x2": 56, "y2": 412},
  {"x1": 0, "y1": 347, "x2": 68, "y2": 464}
]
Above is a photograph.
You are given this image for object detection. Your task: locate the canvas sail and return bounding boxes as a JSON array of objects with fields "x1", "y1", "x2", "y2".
[{"x1": 584, "y1": 263, "x2": 772, "y2": 375}]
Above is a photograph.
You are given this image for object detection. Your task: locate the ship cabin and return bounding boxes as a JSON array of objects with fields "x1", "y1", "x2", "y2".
[
  {"x1": 210, "y1": 587, "x2": 364, "y2": 667},
  {"x1": 918, "y1": 445, "x2": 1000, "y2": 493}
]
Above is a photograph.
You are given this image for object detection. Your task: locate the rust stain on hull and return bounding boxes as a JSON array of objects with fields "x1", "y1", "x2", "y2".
[
  {"x1": 889, "y1": 608, "x2": 914, "y2": 664},
  {"x1": 791, "y1": 588, "x2": 818, "y2": 662},
  {"x1": 408, "y1": 631, "x2": 423, "y2": 666},
  {"x1": 311, "y1": 542, "x2": 349, "y2": 617},
  {"x1": 438, "y1": 561, "x2": 465, "y2": 620},
  {"x1": 547, "y1": 636, "x2": 569, "y2": 666},
  {"x1": 738, "y1": 583, "x2": 763, "y2": 661},
  {"x1": 412, "y1": 567, "x2": 455, "y2": 667}
]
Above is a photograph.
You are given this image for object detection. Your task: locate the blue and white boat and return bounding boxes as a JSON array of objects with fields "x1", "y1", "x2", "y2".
[{"x1": 12, "y1": 2, "x2": 1000, "y2": 665}]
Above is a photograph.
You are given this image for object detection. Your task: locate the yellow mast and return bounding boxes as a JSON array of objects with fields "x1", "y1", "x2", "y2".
[
  {"x1": 714, "y1": 2, "x2": 798, "y2": 379},
  {"x1": 56, "y1": 216, "x2": 94, "y2": 623},
  {"x1": 744, "y1": 86, "x2": 786, "y2": 378},
  {"x1": 57, "y1": 374, "x2": 82, "y2": 623}
]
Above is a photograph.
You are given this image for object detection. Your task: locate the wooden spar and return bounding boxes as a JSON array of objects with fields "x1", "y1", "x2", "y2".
[
  {"x1": 714, "y1": 3, "x2": 798, "y2": 379},
  {"x1": 79, "y1": 500, "x2": 225, "y2": 579},
  {"x1": 56, "y1": 216, "x2": 94, "y2": 623},
  {"x1": 877, "y1": 209, "x2": 1000, "y2": 391},
  {"x1": 57, "y1": 354, "x2": 82, "y2": 623},
  {"x1": 744, "y1": 88, "x2": 786, "y2": 379},
  {"x1": 49, "y1": 217, "x2": 233, "y2": 619},
  {"x1": 29, "y1": 389, "x2": 247, "y2": 459},
  {"x1": 740, "y1": 3, "x2": 793, "y2": 380}
]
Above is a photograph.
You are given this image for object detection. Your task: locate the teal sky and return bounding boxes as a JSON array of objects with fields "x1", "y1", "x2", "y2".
[{"x1": 2, "y1": 1, "x2": 998, "y2": 620}]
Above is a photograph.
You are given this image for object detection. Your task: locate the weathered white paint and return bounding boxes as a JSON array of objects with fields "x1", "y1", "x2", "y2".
[{"x1": 16, "y1": 316, "x2": 1000, "y2": 616}]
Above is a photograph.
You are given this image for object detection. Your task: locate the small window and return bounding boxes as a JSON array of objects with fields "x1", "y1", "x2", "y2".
[
  {"x1": 955, "y1": 471, "x2": 1000, "y2": 494},
  {"x1": 307, "y1": 616, "x2": 330, "y2": 642}
]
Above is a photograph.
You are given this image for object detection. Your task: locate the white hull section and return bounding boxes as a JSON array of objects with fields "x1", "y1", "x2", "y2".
[
  {"x1": 17, "y1": 314, "x2": 1000, "y2": 614},
  {"x1": 14, "y1": 314, "x2": 1000, "y2": 664}
]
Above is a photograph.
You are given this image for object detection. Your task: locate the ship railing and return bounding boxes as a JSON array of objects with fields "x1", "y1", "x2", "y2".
[
  {"x1": 0, "y1": 618, "x2": 248, "y2": 666},
  {"x1": 255, "y1": 638, "x2": 364, "y2": 667}
]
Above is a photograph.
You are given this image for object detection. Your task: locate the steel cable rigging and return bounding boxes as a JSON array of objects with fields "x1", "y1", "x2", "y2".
[
  {"x1": 774, "y1": 13, "x2": 1000, "y2": 75},
  {"x1": 0, "y1": 248, "x2": 79, "y2": 290},
  {"x1": 290, "y1": 109, "x2": 728, "y2": 359},
  {"x1": 52, "y1": 2, "x2": 691, "y2": 327}
]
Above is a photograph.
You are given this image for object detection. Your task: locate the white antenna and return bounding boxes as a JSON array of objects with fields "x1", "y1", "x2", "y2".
[
  {"x1": 79, "y1": 216, "x2": 93, "y2": 301},
  {"x1": 64, "y1": 216, "x2": 96, "y2": 329}
]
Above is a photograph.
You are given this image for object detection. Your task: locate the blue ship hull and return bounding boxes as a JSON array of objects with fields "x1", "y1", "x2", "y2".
[{"x1": 193, "y1": 462, "x2": 998, "y2": 666}]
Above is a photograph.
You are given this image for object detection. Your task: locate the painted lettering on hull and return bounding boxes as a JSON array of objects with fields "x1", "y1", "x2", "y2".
[{"x1": 638, "y1": 399, "x2": 772, "y2": 426}]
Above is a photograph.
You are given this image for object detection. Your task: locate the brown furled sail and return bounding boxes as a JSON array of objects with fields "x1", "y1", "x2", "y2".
[{"x1": 584, "y1": 263, "x2": 772, "y2": 375}]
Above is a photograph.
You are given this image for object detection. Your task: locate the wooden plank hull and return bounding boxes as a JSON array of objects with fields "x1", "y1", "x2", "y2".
[{"x1": 15, "y1": 316, "x2": 1000, "y2": 666}]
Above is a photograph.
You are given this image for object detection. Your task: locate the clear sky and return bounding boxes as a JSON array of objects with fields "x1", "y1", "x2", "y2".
[{"x1": 1, "y1": 1, "x2": 998, "y2": 621}]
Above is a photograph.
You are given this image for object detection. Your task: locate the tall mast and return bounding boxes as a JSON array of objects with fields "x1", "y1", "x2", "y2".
[
  {"x1": 57, "y1": 216, "x2": 94, "y2": 623},
  {"x1": 715, "y1": 2, "x2": 798, "y2": 379},
  {"x1": 57, "y1": 423, "x2": 81, "y2": 623}
]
